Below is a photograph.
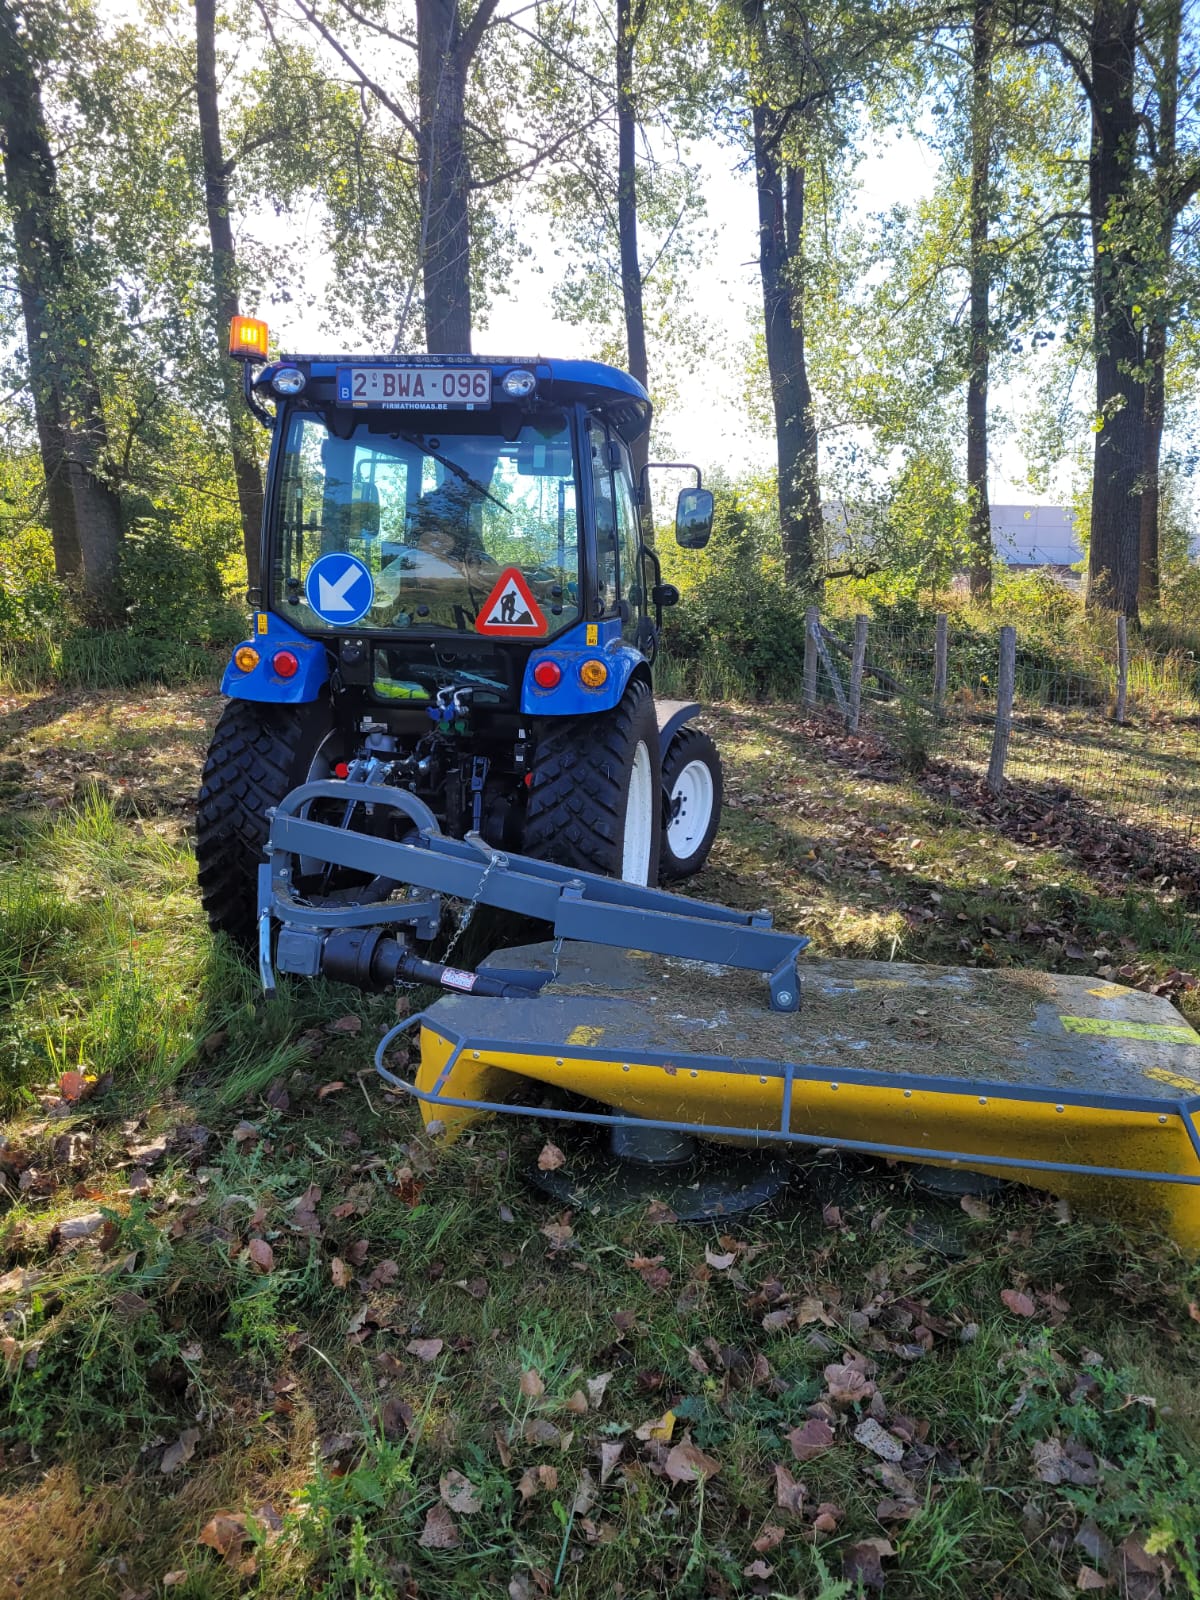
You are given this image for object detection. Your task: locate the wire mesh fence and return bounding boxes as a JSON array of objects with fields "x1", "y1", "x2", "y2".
[{"x1": 808, "y1": 610, "x2": 1200, "y2": 849}]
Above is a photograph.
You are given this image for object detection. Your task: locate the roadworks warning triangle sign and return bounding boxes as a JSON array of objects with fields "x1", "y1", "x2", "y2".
[{"x1": 475, "y1": 567, "x2": 548, "y2": 637}]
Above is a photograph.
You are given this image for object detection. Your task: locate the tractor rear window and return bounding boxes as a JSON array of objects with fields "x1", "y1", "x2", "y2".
[{"x1": 271, "y1": 412, "x2": 581, "y2": 636}]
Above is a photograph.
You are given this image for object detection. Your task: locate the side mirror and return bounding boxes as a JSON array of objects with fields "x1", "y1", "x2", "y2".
[{"x1": 675, "y1": 487, "x2": 714, "y2": 549}]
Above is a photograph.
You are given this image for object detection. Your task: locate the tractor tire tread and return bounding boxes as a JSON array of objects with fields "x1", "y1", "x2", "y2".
[
  {"x1": 523, "y1": 678, "x2": 658, "y2": 880},
  {"x1": 195, "y1": 699, "x2": 327, "y2": 946}
]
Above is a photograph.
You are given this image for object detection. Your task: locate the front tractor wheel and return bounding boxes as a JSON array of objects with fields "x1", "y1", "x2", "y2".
[
  {"x1": 523, "y1": 679, "x2": 662, "y2": 886},
  {"x1": 196, "y1": 698, "x2": 342, "y2": 946},
  {"x1": 659, "y1": 726, "x2": 723, "y2": 882}
]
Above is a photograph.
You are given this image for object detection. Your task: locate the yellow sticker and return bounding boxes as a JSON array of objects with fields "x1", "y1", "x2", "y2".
[
  {"x1": 1087, "y1": 983, "x2": 1127, "y2": 999},
  {"x1": 1060, "y1": 1015, "x2": 1200, "y2": 1045},
  {"x1": 256, "y1": 613, "x2": 268, "y2": 635},
  {"x1": 586, "y1": 624, "x2": 599, "y2": 646},
  {"x1": 566, "y1": 1024, "x2": 604, "y2": 1047},
  {"x1": 1145, "y1": 1067, "x2": 1200, "y2": 1094}
]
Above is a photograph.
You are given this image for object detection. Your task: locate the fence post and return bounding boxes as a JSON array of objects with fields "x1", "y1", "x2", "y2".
[
  {"x1": 847, "y1": 614, "x2": 868, "y2": 732},
  {"x1": 803, "y1": 606, "x2": 819, "y2": 707},
  {"x1": 987, "y1": 625, "x2": 1017, "y2": 794},
  {"x1": 1115, "y1": 614, "x2": 1129, "y2": 725},
  {"x1": 933, "y1": 613, "x2": 948, "y2": 718}
]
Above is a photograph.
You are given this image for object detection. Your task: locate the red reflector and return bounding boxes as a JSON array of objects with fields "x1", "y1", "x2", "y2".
[
  {"x1": 272, "y1": 649, "x2": 300, "y2": 679},
  {"x1": 532, "y1": 659, "x2": 562, "y2": 689},
  {"x1": 524, "y1": 772, "x2": 533, "y2": 787},
  {"x1": 334, "y1": 761, "x2": 350, "y2": 779}
]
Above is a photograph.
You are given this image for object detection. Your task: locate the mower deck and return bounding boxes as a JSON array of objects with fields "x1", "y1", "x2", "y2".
[{"x1": 409, "y1": 943, "x2": 1200, "y2": 1245}]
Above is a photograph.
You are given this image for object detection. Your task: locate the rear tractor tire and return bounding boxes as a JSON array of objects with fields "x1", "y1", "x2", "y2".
[
  {"x1": 196, "y1": 697, "x2": 342, "y2": 947},
  {"x1": 523, "y1": 679, "x2": 662, "y2": 886},
  {"x1": 659, "y1": 726, "x2": 723, "y2": 882}
]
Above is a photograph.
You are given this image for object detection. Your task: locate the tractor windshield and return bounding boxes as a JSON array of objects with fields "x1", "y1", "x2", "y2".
[{"x1": 271, "y1": 409, "x2": 581, "y2": 635}]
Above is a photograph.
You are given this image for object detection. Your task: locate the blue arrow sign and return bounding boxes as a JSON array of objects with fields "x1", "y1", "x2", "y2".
[{"x1": 304, "y1": 554, "x2": 375, "y2": 625}]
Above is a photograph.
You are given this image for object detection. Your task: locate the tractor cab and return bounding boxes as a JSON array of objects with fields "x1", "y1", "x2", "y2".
[
  {"x1": 226, "y1": 325, "x2": 712, "y2": 723},
  {"x1": 196, "y1": 320, "x2": 723, "y2": 954}
]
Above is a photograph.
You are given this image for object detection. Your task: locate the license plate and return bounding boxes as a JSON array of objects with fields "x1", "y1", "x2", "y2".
[{"x1": 336, "y1": 365, "x2": 492, "y2": 409}]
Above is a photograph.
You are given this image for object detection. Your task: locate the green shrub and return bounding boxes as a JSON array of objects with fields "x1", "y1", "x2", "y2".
[{"x1": 659, "y1": 488, "x2": 811, "y2": 698}]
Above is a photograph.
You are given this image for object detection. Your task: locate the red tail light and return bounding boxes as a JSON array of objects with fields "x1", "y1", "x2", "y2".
[
  {"x1": 272, "y1": 649, "x2": 300, "y2": 679},
  {"x1": 532, "y1": 660, "x2": 562, "y2": 689}
]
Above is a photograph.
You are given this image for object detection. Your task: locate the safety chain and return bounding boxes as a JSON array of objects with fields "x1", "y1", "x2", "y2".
[{"x1": 438, "y1": 847, "x2": 503, "y2": 969}]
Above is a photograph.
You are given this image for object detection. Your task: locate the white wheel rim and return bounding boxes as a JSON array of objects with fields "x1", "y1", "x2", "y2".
[
  {"x1": 622, "y1": 740, "x2": 654, "y2": 885},
  {"x1": 667, "y1": 758, "x2": 715, "y2": 862}
]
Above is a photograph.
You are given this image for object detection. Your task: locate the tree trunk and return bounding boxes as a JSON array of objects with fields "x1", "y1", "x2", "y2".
[
  {"x1": 195, "y1": 0, "x2": 263, "y2": 591},
  {"x1": 616, "y1": 0, "x2": 650, "y2": 503},
  {"x1": 1139, "y1": 318, "x2": 1164, "y2": 607},
  {"x1": 416, "y1": 0, "x2": 474, "y2": 354},
  {"x1": 750, "y1": 101, "x2": 822, "y2": 589},
  {"x1": 966, "y1": 0, "x2": 993, "y2": 602},
  {"x1": 0, "y1": 0, "x2": 122, "y2": 612},
  {"x1": 1085, "y1": 0, "x2": 1143, "y2": 619},
  {"x1": 1138, "y1": 0, "x2": 1180, "y2": 612}
]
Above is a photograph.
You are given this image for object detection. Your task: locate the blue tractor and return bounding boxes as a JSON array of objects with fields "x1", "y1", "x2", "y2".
[{"x1": 196, "y1": 320, "x2": 724, "y2": 947}]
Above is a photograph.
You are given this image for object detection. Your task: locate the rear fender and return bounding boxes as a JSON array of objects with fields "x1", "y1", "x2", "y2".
[
  {"x1": 521, "y1": 617, "x2": 646, "y2": 716},
  {"x1": 222, "y1": 611, "x2": 330, "y2": 704}
]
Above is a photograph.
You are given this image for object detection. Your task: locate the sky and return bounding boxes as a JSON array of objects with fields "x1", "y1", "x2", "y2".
[{"x1": 260, "y1": 101, "x2": 1062, "y2": 507}]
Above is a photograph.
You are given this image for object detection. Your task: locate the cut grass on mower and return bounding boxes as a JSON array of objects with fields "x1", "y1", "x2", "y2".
[{"x1": 2, "y1": 686, "x2": 1200, "y2": 1600}]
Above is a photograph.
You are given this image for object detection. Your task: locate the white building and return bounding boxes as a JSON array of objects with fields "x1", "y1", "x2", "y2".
[{"x1": 991, "y1": 505, "x2": 1081, "y2": 568}]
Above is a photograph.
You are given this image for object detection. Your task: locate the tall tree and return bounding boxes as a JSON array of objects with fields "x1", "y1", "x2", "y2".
[
  {"x1": 0, "y1": 0, "x2": 122, "y2": 613},
  {"x1": 1137, "y1": 0, "x2": 1199, "y2": 608},
  {"x1": 1084, "y1": 0, "x2": 1144, "y2": 615},
  {"x1": 741, "y1": 0, "x2": 822, "y2": 588},
  {"x1": 966, "y1": 0, "x2": 995, "y2": 600},
  {"x1": 195, "y1": 0, "x2": 264, "y2": 588},
  {"x1": 616, "y1": 0, "x2": 649, "y2": 486}
]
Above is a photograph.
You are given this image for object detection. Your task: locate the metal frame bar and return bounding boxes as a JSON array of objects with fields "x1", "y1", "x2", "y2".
[
  {"x1": 372, "y1": 1015, "x2": 1200, "y2": 1190},
  {"x1": 264, "y1": 781, "x2": 808, "y2": 1009}
]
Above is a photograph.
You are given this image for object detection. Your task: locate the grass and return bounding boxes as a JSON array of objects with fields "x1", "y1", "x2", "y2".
[{"x1": 3, "y1": 685, "x2": 1200, "y2": 1597}]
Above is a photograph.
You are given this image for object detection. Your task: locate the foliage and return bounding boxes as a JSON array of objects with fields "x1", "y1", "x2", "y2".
[{"x1": 659, "y1": 485, "x2": 811, "y2": 696}]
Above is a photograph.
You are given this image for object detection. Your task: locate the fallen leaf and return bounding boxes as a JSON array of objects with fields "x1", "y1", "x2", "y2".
[
  {"x1": 635, "y1": 1411, "x2": 675, "y2": 1442},
  {"x1": 523, "y1": 1419, "x2": 564, "y2": 1448},
  {"x1": 1077, "y1": 1568, "x2": 1109, "y2": 1592},
  {"x1": 664, "y1": 1439, "x2": 721, "y2": 1485},
  {"x1": 367, "y1": 1258, "x2": 399, "y2": 1289},
  {"x1": 773, "y1": 1463, "x2": 807, "y2": 1513},
  {"x1": 753, "y1": 1524, "x2": 786, "y2": 1553},
  {"x1": 162, "y1": 1573, "x2": 187, "y2": 1588},
  {"x1": 743, "y1": 1559, "x2": 774, "y2": 1579},
  {"x1": 57, "y1": 1212, "x2": 106, "y2": 1242},
  {"x1": 440, "y1": 1470, "x2": 482, "y2": 1514},
  {"x1": 853, "y1": 1418, "x2": 904, "y2": 1462},
  {"x1": 844, "y1": 1537, "x2": 893, "y2": 1591},
  {"x1": 59, "y1": 1070, "x2": 88, "y2": 1103},
  {"x1": 198, "y1": 1512, "x2": 250, "y2": 1565},
  {"x1": 317, "y1": 1081, "x2": 346, "y2": 1099},
  {"x1": 248, "y1": 1238, "x2": 274, "y2": 1273},
  {"x1": 824, "y1": 1361, "x2": 876, "y2": 1407},
  {"x1": 598, "y1": 1441, "x2": 623, "y2": 1484},
  {"x1": 328, "y1": 1015, "x2": 363, "y2": 1035},
  {"x1": 705, "y1": 1246, "x2": 736, "y2": 1270},
  {"x1": 789, "y1": 1418, "x2": 835, "y2": 1462},
  {"x1": 586, "y1": 1371, "x2": 612, "y2": 1409},
  {"x1": 565, "y1": 1389, "x2": 589, "y2": 1415},
  {"x1": 160, "y1": 1428, "x2": 201, "y2": 1474},
  {"x1": 540, "y1": 1219, "x2": 575, "y2": 1250},
  {"x1": 330, "y1": 1257, "x2": 352, "y2": 1289},
  {"x1": 1001, "y1": 1288, "x2": 1036, "y2": 1317},
  {"x1": 520, "y1": 1368, "x2": 545, "y2": 1399},
  {"x1": 761, "y1": 1308, "x2": 793, "y2": 1333},
  {"x1": 406, "y1": 1338, "x2": 444, "y2": 1362},
  {"x1": 537, "y1": 1142, "x2": 566, "y2": 1171},
  {"x1": 572, "y1": 1469, "x2": 598, "y2": 1516},
  {"x1": 231, "y1": 1121, "x2": 258, "y2": 1145},
  {"x1": 960, "y1": 1194, "x2": 990, "y2": 1221},
  {"x1": 418, "y1": 1504, "x2": 460, "y2": 1549}
]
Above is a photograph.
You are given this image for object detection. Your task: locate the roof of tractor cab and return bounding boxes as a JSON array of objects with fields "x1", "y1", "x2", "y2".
[{"x1": 257, "y1": 353, "x2": 652, "y2": 443}]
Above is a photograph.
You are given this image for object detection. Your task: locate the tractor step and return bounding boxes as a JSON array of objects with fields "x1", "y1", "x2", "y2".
[{"x1": 392, "y1": 943, "x2": 1200, "y2": 1248}]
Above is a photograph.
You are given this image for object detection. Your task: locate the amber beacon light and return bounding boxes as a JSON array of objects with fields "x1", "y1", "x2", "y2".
[{"x1": 228, "y1": 315, "x2": 269, "y2": 360}]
